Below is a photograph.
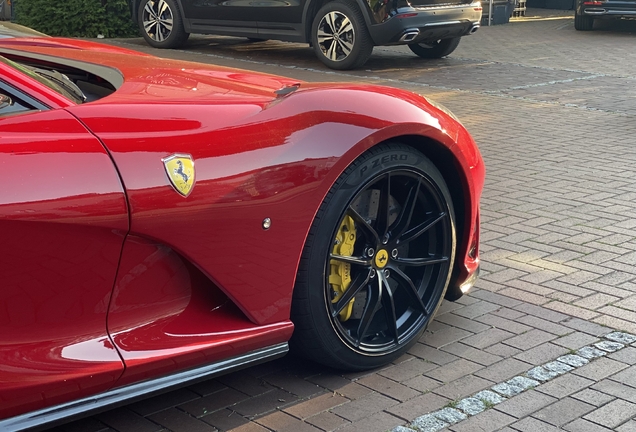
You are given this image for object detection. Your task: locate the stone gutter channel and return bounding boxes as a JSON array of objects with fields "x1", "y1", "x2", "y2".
[{"x1": 390, "y1": 332, "x2": 636, "y2": 432}]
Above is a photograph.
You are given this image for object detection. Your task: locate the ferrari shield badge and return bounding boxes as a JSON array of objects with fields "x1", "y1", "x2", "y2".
[{"x1": 162, "y1": 154, "x2": 195, "y2": 197}]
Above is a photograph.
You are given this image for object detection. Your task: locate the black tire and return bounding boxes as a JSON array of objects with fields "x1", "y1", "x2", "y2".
[
  {"x1": 408, "y1": 37, "x2": 461, "y2": 59},
  {"x1": 574, "y1": 10, "x2": 594, "y2": 31},
  {"x1": 290, "y1": 144, "x2": 456, "y2": 370},
  {"x1": 311, "y1": 0, "x2": 374, "y2": 70},
  {"x1": 139, "y1": 0, "x2": 189, "y2": 49}
]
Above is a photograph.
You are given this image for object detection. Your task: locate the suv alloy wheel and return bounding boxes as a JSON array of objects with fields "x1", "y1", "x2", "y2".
[{"x1": 311, "y1": 1, "x2": 374, "y2": 70}]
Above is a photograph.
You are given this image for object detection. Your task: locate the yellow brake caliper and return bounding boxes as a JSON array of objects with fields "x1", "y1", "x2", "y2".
[{"x1": 329, "y1": 215, "x2": 357, "y2": 321}]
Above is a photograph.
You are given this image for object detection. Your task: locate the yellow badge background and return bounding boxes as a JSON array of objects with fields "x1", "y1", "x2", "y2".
[
  {"x1": 375, "y1": 250, "x2": 389, "y2": 268},
  {"x1": 162, "y1": 154, "x2": 195, "y2": 197}
]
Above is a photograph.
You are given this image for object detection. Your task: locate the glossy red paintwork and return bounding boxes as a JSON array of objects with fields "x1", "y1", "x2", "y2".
[
  {"x1": 0, "y1": 109, "x2": 128, "y2": 418},
  {"x1": 108, "y1": 235, "x2": 293, "y2": 385},
  {"x1": 0, "y1": 38, "x2": 483, "y2": 423}
]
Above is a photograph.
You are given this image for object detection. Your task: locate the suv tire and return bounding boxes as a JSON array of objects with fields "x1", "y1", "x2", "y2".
[
  {"x1": 311, "y1": 0, "x2": 374, "y2": 70},
  {"x1": 574, "y1": 10, "x2": 594, "y2": 30},
  {"x1": 408, "y1": 37, "x2": 461, "y2": 59}
]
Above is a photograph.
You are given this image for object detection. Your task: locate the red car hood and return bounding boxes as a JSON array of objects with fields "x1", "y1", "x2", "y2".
[{"x1": 0, "y1": 37, "x2": 301, "y2": 106}]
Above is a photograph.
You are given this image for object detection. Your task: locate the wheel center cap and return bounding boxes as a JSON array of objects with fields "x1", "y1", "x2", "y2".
[{"x1": 375, "y1": 249, "x2": 389, "y2": 268}]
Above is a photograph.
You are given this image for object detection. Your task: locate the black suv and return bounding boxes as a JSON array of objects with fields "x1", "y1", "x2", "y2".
[
  {"x1": 128, "y1": 0, "x2": 482, "y2": 70},
  {"x1": 575, "y1": 0, "x2": 636, "y2": 30}
]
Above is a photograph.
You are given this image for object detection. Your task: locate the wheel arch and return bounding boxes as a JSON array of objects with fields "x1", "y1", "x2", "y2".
[{"x1": 302, "y1": 0, "x2": 378, "y2": 42}]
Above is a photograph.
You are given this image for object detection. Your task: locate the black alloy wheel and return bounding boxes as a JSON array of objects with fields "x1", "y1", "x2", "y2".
[
  {"x1": 311, "y1": 0, "x2": 374, "y2": 70},
  {"x1": 291, "y1": 144, "x2": 456, "y2": 370},
  {"x1": 139, "y1": 0, "x2": 189, "y2": 48},
  {"x1": 408, "y1": 37, "x2": 461, "y2": 59}
]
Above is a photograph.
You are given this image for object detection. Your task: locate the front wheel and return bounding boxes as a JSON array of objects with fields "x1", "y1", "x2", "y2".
[
  {"x1": 139, "y1": 0, "x2": 189, "y2": 48},
  {"x1": 409, "y1": 37, "x2": 461, "y2": 59},
  {"x1": 311, "y1": 0, "x2": 374, "y2": 70},
  {"x1": 291, "y1": 144, "x2": 456, "y2": 370}
]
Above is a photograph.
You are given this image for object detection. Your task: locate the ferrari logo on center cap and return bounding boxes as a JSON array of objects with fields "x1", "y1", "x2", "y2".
[
  {"x1": 375, "y1": 249, "x2": 389, "y2": 268},
  {"x1": 162, "y1": 154, "x2": 195, "y2": 197}
]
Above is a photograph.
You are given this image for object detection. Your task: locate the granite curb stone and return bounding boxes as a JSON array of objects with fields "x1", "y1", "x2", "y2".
[{"x1": 392, "y1": 332, "x2": 636, "y2": 432}]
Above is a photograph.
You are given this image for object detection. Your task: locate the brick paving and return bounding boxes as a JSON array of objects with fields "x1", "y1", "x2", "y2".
[{"x1": 47, "y1": 9, "x2": 636, "y2": 432}]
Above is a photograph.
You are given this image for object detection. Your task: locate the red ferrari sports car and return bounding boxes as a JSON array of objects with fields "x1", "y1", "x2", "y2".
[{"x1": 0, "y1": 34, "x2": 484, "y2": 430}]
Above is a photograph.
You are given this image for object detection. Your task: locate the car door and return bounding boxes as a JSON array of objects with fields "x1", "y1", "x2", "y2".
[
  {"x1": 181, "y1": 0, "x2": 260, "y2": 37},
  {"x1": 180, "y1": 0, "x2": 306, "y2": 41},
  {"x1": 0, "y1": 72, "x2": 128, "y2": 420},
  {"x1": 256, "y1": 0, "x2": 306, "y2": 41}
]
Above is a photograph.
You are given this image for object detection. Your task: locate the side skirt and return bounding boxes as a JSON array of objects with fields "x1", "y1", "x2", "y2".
[{"x1": 2, "y1": 343, "x2": 289, "y2": 431}]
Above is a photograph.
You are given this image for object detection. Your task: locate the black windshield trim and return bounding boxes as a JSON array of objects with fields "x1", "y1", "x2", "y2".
[
  {"x1": 0, "y1": 79, "x2": 50, "y2": 110},
  {"x1": 0, "y1": 47, "x2": 124, "y2": 90}
]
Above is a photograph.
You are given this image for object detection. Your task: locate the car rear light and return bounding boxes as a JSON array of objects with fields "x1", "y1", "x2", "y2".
[
  {"x1": 396, "y1": 13, "x2": 418, "y2": 18},
  {"x1": 474, "y1": 7, "x2": 483, "y2": 11},
  {"x1": 583, "y1": 1, "x2": 603, "y2": 4}
]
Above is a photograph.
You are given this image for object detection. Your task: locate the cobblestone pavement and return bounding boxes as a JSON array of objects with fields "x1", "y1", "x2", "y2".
[{"x1": 47, "y1": 10, "x2": 636, "y2": 432}]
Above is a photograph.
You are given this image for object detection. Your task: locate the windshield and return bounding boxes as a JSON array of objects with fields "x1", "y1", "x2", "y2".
[{"x1": 0, "y1": 55, "x2": 85, "y2": 104}]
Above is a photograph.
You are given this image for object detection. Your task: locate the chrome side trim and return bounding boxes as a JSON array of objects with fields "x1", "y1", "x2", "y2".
[
  {"x1": 413, "y1": 2, "x2": 477, "y2": 10},
  {"x1": 584, "y1": 8, "x2": 636, "y2": 14},
  {"x1": 1, "y1": 343, "x2": 289, "y2": 432},
  {"x1": 421, "y1": 20, "x2": 463, "y2": 27}
]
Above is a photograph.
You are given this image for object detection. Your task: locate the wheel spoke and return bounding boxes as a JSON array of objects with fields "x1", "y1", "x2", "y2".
[
  {"x1": 332, "y1": 271, "x2": 371, "y2": 317},
  {"x1": 326, "y1": 39, "x2": 339, "y2": 60},
  {"x1": 160, "y1": 18, "x2": 173, "y2": 32},
  {"x1": 317, "y1": 29, "x2": 333, "y2": 44},
  {"x1": 143, "y1": 20, "x2": 155, "y2": 33},
  {"x1": 158, "y1": 0, "x2": 170, "y2": 16},
  {"x1": 144, "y1": 2, "x2": 157, "y2": 19},
  {"x1": 337, "y1": 39, "x2": 353, "y2": 56},
  {"x1": 379, "y1": 272, "x2": 399, "y2": 343},
  {"x1": 390, "y1": 267, "x2": 428, "y2": 314},
  {"x1": 356, "y1": 272, "x2": 382, "y2": 346},
  {"x1": 376, "y1": 174, "x2": 391, "y2": 240},
  {"x1": 156, "y1": 22, "x2": 165, "y2": 41},
  {"x1": 337, "y1": 17, "x2": 353, "y2": 36},
  {"x1": 399, "y1": 212, "x2": 446, "y2": 245},
  {"x1": 325, "y1": 12, "x2": 338, "y2": 34},
  {"x1": 393, "y1": 256, "x2": 448, "y2": 266},
  {"x1": 329, "y1": 253, "x2": 371, "y2": 266},
  {"x1": 347, "y1": 207, "x2": 381, "y2": 245},
  {"x1": 389, "y1": 179, "x2": 420, "y2": 240}
]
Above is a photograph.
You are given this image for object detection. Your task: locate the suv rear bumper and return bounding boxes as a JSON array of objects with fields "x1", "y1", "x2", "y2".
[
  {"x1": 579, "y1": 0, "x2": 636, "y2": 17},
  {"x1": 368, "y1": 3, "x2": 483, "y2": 46}
]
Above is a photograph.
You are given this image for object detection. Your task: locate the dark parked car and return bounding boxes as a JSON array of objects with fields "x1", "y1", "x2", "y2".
[
  {"x1": 128, "y1": 0, "x2": 482, "y2": 69},
  {"x1": 575, "y1": 0, "x2": 636, "y2": 30}
]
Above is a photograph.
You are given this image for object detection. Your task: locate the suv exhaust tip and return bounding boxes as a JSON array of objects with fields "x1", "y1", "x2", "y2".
[
  {"x1": 469, "y1": 24, "x2": 480, "y2": 34},
  {"x1": 399, "y1": 29, "x2": 420, "y2": 43}
]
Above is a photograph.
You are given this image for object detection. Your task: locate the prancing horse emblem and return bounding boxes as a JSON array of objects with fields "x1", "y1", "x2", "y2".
[{"x1": 162, "y1": 154, "x2": 195, "y2": 197}]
